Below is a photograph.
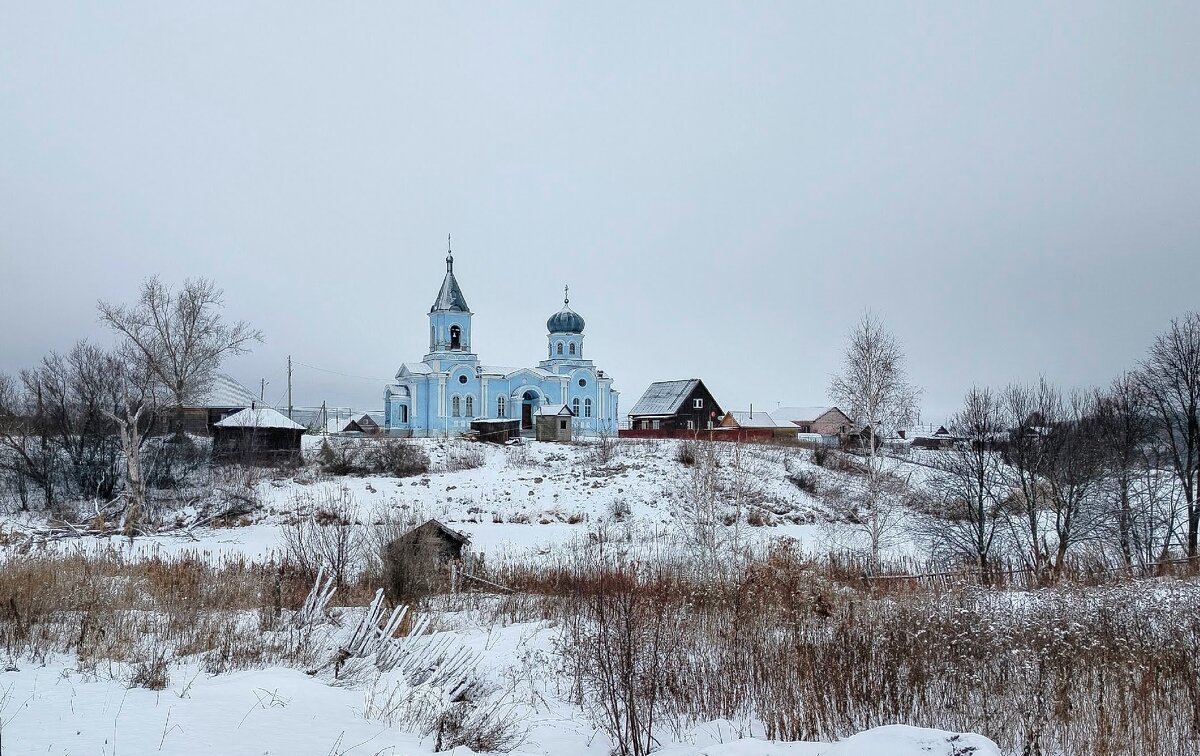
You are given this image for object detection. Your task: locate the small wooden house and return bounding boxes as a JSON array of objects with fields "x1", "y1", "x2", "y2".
[
  {"x1": 627, "y1": 379, "x2": 724, "y2": 432},
  {"x1": 211, "y1": 407, "x2": 306, "y2": 463},
  {"x1": 383, "y1": 519, "x2": 471, "y2": 600},
  {"x1": 535, "y1": 404, "x2": 574, "y2": 442}
]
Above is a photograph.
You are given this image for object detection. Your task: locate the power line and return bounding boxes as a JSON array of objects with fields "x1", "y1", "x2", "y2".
[{"x1": 292, "y1": 360, "x2": 394, "y2": 383}]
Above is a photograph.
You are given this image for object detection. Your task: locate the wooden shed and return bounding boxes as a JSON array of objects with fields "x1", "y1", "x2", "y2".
[
  {"x1": 211, "y1": 407, "x2": 306, "y2": 463},
  {"x1": 535, "y1": 404, "x2": 574, "y2": 442},
  {"x1": 470, "y1": 418, "x2": 521, "y2": 443},
  {"x1": 383, "y1": 519, "x2": 472, "y2": 600}
]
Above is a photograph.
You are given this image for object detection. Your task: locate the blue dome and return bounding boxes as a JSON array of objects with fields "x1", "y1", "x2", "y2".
[{"x1": 547, "y1": 306, "x2": 585, "y2": 334}]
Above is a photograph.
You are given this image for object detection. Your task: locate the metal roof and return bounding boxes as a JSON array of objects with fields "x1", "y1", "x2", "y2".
[
  {"x1": 771, "y1": 406, "x2": 840, "y2": 425},
  {"x1": 193, "y1": 373, "x2": 259, "y2": 408},
  {"x1": 429, "y1": 254, "x2": 470, "y2": 313},
  {"x1": 628, "y1": 379, "x2": 700, "y2": 417},
  {"x1": 535, "y1": 403, "x2": 574, "y2": 416},
  {"x1": 724, "y1": 410, "x2": 780, "y2": 428}
]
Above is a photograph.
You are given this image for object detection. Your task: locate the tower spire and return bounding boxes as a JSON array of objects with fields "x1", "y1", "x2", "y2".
[
  {"x1": 446, "y1": 233, "x2": 453, "y2": 272},
  {"x1": 564, "y1": 284, "x2": 570, "y2": 306}
]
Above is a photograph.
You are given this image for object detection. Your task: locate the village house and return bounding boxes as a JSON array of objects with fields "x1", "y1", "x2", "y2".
[
  {"x1": 211, "y1": 406, "x2": 306, "y2": 463},
  {"x1": 155, "y1": 373, "x2": 259, "y2": 436},
  {"x1": 626, "y1": 379, "x2": 724, "y2": 432}
]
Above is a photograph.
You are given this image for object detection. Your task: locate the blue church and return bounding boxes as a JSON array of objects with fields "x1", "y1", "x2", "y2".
[{"x1": 383, "y1": 244, "x2": 619, "y2": 437}]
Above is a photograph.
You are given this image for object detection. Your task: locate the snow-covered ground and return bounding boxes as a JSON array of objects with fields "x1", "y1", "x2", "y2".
[{"x1": 0, "y1": 438, "x2": 1006, "y2": 755}]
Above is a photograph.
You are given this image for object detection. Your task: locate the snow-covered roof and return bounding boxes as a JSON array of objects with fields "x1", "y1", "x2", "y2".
[
  {"x1": 771, "y1": 406, "x2": 840, "y2": 425},
  {"x1": 214, "y1": 407, "x2": 306, "y2": 430},
  {"x1": 628, "y1": 379, "x2": 700, "y2": 417},
  {"x1": 325, "y1": 417, "x2": 363, "y2": 434},
  {"x1": 480, "y1": 365, "x2": 554, "y2": 380},
  {"x1": 535, "y1": 403, "x2": 573, "y2": 417},
  {"x1": 725, "y1": 410, "x2": 779, "y2": 428},
  {"x1": 192, "y1": 374, "x2": 259, "y2": 408},
  {"x1": 397, "y1": 363, "x2": 433, "y2": 376}
]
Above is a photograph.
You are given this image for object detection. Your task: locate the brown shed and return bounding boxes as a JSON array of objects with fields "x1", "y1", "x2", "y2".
[
  {"x1": 535, "y1": 403, "x2": 574, "y2": 442},
  {"x1": 383, "y1": 519, "x2": 471, "y2": 600},
  {"x1": 211, "y1": 407, "x2": 306, "y2": 463}
]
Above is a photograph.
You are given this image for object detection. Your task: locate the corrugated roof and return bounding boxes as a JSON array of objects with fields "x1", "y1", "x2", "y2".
[
  {"x1": 771, "y1": 406, "x2": 837, "y2": 425},
  {"x1": 725, "y1": 410, "x2": 779, "y2": 428},
  {"x1": 628, "y1": 379, "x2": 699, "y2": 417},
  {"x1": 194, "y1": 374, "x2": 259, "y2": 408},
  {"x1": 214, "y1": 407, "x2": 306, "y2": 430}
]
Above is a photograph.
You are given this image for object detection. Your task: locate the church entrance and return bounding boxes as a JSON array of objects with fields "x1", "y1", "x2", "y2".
[{"x1": 521, "y1": 391, "x2": 537, "y2": 430}]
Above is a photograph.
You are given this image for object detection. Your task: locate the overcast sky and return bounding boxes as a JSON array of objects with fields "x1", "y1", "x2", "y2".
[{"x1": 2, "y1": 2, "x2": 1197, "y2": 422}]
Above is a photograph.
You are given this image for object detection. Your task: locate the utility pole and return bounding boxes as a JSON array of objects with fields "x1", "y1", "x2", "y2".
[
  {"x1": 321, "y1": 401, "x2": 327, "y2": 435},
  {"x1": 260, "y1": 378, "x2": 267, "y2": 401},
  {"x1": 287, "y1": 356, "x2": 293, "y2": 420}
]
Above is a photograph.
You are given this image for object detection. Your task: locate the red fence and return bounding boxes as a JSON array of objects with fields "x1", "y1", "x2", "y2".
[{"x1": 618, "y1": 428, "x2": 780, "y2": 443}]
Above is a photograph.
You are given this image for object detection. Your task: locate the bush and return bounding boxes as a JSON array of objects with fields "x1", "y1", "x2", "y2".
[
  {"x1": 789, "y1": 472, "x2": 820, "y2": 495},
  {"x1": 810, "y1": 445, "x2": 830, "y2": 468},
  {"x1": 675, "y1": 440, "x2": 698, "y2": 466},
  {"x1": 128, "y1": 648, "x2": 171, "y2": 690},
  {"x1": 363, "y1": 439, "x2": 430, "y2": 477}
]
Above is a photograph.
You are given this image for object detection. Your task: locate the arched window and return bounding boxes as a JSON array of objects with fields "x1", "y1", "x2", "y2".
[
  {"x1": 584, "y1": 398, "x2": 593, "y2": 418},
  {"x1": 569, "y1": 342, "x2": 576, "y2": 355},
  {"x1": 450, "y1": 325, "x2": 462, "y2": 350},
  {"x1": 452, "y1": 396, "x2": 461, "y2": 417},
  {"x1": 465, "y1": 396, "x2": 474, "y2": 417},
  {"x1": 572, "y1": 397, "x2": 580, "y2": 416},
  {"x1": 556, "y1": 342, "x2": 563, "y2": 355},
  {"x1": 497, "y1": 396, "x2": 506, "y2": 418}
]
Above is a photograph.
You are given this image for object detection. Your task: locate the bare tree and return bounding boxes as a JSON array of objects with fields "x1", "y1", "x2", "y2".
[
  {"x1": 1137, "y1": 313, "x2": 1200, "y2": 559},
  {"x1": 1042, "y1": 390, "x2": 1107, "y2": 576},
  {"x1": 828, "y1": 311, "x2": 921, "y2": 568},
  {"x1": 1000, "y1": 379, "x2": 1060, "y2": 578},
  {"x1": 101, "y1": 360, "x2": 158, "y2": 537},
  {"x1": 924, "y1": 386, "x2": 1006, "y2": 578},
  {"x1": 1092, "y1": 373, "x2": 1158, "y2": 570},
  {"x1": 98, "y1": 277, "x2": 262, "y2": 423}
]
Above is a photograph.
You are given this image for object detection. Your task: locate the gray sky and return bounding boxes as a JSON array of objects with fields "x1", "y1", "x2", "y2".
[{"x1": 2, "y1": 2, "x2": 1197, "y2": 422}]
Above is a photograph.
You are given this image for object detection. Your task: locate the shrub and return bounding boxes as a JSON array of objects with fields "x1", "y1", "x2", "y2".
[
  {"x1": 789, "y1": 472, "x2": 820, "y2": 495},
  {"x1": 128, "y1": 648, "x2": 171, "y2": 690},
  {"x1": 810, "y1": 445, "x2": 830, "y2": 468},
  {"x1": 675, "y1": 440, "x2": 698, "y2": 466},
  {"x1": 363, "y1": 438, "x2": 430, "y2": 477}
]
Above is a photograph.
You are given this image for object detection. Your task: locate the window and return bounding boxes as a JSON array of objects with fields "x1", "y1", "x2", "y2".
[
  {"x1": 452, "y1": 396, "x2": 461, "y2": 417},
  {"x1": 399, "y1": 405, "x2": 408, "y2": 423},
  {"x1": 578, "y1": 378, "x2": 587, "y2": 387},
  {"x1": 572, "y1": 398, "x2": 580, "y2": 416},
  {"x1": 465, "y1": 396, "x2": 474, "y2": 417},
  {"x1": 569, "y1": 343, "x2": 576, "y2": 355},
  {"x1": 556, "y1": 342, "x2": 563, "y2": 355},
  {"x1": 458, "y1": 375, "x2": 468, "y2": 384},
  {"x1": 560, "y1": 420, "x2": 567, "y2": 430},
  {"x1": 497, "y1": 396, "x2": 506, "y2": 418},
  {"x1": 652, "y1": 419, "x2": 661, "y2": 430},
  {"x1": 584, "y1": 398, "x2": 592, "y2": 418},
  {"x1": 450, "y1": 325, "x2": 461, "y2": 350},
  {"x1": 693, "y1": 398, "x2": 704, "y2": 409},
  {"x1": 687, "y1": 420, "x2": 695, "y2": 430}
]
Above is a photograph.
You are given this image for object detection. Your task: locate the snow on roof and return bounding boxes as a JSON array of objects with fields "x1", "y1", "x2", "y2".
[
  {"x1": 628, "y1": 379, "x2": 700, "y2": 417},
  {"x1": 214, "y1": 407, "x2": 306, "y2": 430},
  {"x1": 398, "y1": 363, "x2": 432, "y2": 376},
  {"x1": 480, "y1": 365, "x2": 553, "y2": 379},
  {"x1": 325, "y1": 417, "x2": 362, "y2": 434},
  {"x1": 771, "y1": 406, "x2": 839, "y2": 425},
  {"x1": 535, "y1": 403, "x2": 573, "y2": 416},
  {"x1": 193, "y1": 374, "x2": 259, "y2": 408},
  {"x1": 725, "y1": 410, "x2": 779, "y2": 428}
]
